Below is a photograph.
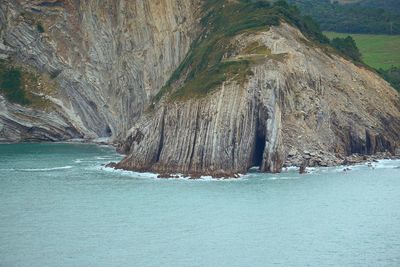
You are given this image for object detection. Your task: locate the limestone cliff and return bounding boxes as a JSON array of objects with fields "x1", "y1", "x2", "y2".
[
  {"x1": 0, "y1": 0, "x2": 200, "y2": 141},
  {"x1": 1, "y1": 0, "x2": 399, "y2": 176},
  {"x1": 116, "y1": 23, "x2": 400, "y2": 176}
]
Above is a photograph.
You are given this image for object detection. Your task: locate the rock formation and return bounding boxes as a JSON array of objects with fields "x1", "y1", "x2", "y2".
[
  {"x1": 116, "y1": 23, "x2": 400, "y2": 176},
  {"x1": 0, "y1": 0, "x2": 200, "y2": 141},
  {"x1": 1, "y1": 0, "x2": 399, "y2": 176}
]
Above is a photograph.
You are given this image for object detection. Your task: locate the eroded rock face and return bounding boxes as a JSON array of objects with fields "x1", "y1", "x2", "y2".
[
  {"x1": 1, "y1": 1, "x2": 399, "y2": 176},
  {"x1": 0, "y1": 0, "x2": 200, "y2": 141},
  {"x1": 116, "y1": 23, "x2": 400, "y2": 176}
]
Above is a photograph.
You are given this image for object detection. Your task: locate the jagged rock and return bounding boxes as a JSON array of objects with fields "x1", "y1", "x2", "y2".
[
  {"x1": 1, "y1": 1, "x2": 399, "y2": 177},
  {"x1": 105, "y1": 162, "x2": 117, "y2": 168},
  {"x1": 288, "y1": 149, "x2": 298, "y2": 157},
  {"x1": 299, "y1": 161, "x2": 309, "y2": 174},
  {"x1": 116, "y1": 23, "x2": 400, "y2": 176},
  {"x1": 0, "y1": 0, "x2": 200, "y2": 141}
]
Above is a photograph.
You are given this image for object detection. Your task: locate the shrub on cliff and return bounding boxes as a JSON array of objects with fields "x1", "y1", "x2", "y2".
[
  {"x1": 156, "y1": 0, "x2": 331, "y2": 101},
  {"x1": 378, "y1": 67, "x2": 400, "y2": 92},
  {"x1": 0, "y1": 63, "x2": 31, "y2": 105},
  {"x1": 331, "y1": 36, "x2": 362, "y2": 62}
]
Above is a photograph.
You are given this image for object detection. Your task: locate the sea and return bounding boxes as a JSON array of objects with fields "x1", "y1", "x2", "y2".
[{"x1": 0, "y1": 143, "x2": 399, "y2": 266}]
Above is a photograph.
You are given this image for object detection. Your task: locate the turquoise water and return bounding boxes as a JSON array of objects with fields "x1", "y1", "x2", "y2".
[{"x1": 0, "y1": 143, "x2": 400, "y2": 267}]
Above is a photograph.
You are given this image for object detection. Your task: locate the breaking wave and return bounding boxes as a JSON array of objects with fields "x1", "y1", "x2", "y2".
[{"x1": 15, "y1": 166, "x2": 74, "y2": 172}]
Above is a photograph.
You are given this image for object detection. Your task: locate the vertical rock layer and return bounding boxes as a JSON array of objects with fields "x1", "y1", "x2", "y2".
[
  {"x1": 117, "y1": 23, "x2": 400, "y2": 176},
  {"x1": 1, "y1": 1, "x2": 399, "y2": 176}
]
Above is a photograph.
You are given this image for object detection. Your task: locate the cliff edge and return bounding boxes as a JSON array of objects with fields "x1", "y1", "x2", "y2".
[
  {"x1": 116, "y1": 20, "x2": 400, "y2": 176},
  {"x1": 0, "y1": 0, "x2": 200, "y2": 141},
  {"x1": 1, "y1": 0, "x2": 399, "y2": 176}
]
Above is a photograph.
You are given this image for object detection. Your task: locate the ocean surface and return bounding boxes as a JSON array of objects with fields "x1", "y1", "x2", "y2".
[{"x1": 0, "y1": 143, "x2": 400, "y2": 267}]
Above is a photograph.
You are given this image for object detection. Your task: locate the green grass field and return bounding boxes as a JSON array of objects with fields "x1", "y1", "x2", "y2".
[{"x1": 324, "y1": 32, "x2": 400, "y2": 70}]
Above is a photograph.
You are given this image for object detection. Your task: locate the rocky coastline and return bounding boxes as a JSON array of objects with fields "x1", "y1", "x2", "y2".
[
  {"x1": 106, "y1": 150, "x2": 400, "y2": 179},
  {"x1": 1, "y1": 0, "x2": 400, "y2": 179},
  {"x1": 113, "y1": 23, "x2": 400, "y2": 177}
]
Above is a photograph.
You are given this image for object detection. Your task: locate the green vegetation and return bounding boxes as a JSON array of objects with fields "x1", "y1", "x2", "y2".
[
  {"x1": 242, "y1": 42, "x2": 272, "y2": 55},
  {"x1": 288, "y1": 0, "x2": 400, "y2": 34},
  {"x1": 378, "y1": 67, "x2": 400, "y2": 91},
  {"x1": 341, "y1": 0, "x2": 400, "y2": 13},
  {"x1": 330, "y1": 36, "x2": 361, "y2": 62},
  {"x1": 325, "y1": 32, "x2": 400, "y2": 70},
  {"x1": 156, "y1": 0, "x2": 329, "y2": 101},
  {"x1": 325, "y1": 32, "x2": 400, "y2": 91},
  {"x1": 0, "y1": 62, "x2": 31, "y2": 105},
  {"x1": 0, "y1": 61, "x2": 56, "y2": 106}
]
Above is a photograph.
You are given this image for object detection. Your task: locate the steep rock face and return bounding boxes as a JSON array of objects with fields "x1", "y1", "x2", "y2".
[
  {"x1": 117, "y1": 23, "x2": 400, "y2": 176},
  {"x1": 0, "y1": 0, "x2": 200, "y2": 141}
]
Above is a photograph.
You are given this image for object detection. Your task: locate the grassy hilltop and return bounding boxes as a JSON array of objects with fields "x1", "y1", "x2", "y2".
[{"x1": 324, "y1": 32, "x2": 400, "y2": 70}]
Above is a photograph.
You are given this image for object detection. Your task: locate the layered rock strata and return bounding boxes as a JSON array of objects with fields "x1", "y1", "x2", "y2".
[
  {"x1": 0, "y1": 0, "x2": 200, "y2": 141},
  {"x1": 116, "y1": 23, "x2": 400, "y2": 176},
  {"x1": 1, "y1": 1, "x2": 399, "y2": 176}
]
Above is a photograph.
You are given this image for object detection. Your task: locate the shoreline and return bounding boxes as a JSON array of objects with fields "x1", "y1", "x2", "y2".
[
  {"x1": 107, "y1": 151, "x2": 400, "y2": 179},
  {"x1": 1, "y1": 140, "x2": 398, "y2": 178},
  {"x1": 103, "y1": 157, "x2": 400, "y2": 181}
]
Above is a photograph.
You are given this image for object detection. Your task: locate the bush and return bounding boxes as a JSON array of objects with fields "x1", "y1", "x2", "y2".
[
  {"x1": 287, "y1": 0, "x2": 400, "y2": 35},
  {"x1": 331, "y1": 36, "x2": 362, "y2": 62},
  {"x1": 0, "y1": 65, "x2": 31, "y2": 105},
  {"x1": 378, "y1": 67, "x2": 400, "y2": 92}
]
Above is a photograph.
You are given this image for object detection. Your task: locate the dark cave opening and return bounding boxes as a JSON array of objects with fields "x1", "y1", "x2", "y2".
[
  {"x1": 251, "y1": 130, "x2": 266, "y2": 169},
  {"x1": 104, "y1": 125, "x2": 112, "y2": 137}
]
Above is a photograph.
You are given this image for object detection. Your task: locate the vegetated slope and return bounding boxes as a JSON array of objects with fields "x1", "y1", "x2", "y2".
[
  {"x1": 325, "y1": 32, "x2": 400, "y2": 91},
  {"x1": 155, "y1": 0, "x2": 329, "y2": 101},
  {"x1": 116, "y1": 0, "x2": 400, "y2": 177},
  {"x1": 377, "y1": 67, "x2": 400, "y2": 92},
  {"x1": 288, "y1": 0, "x2": 400, "y2": 34}
]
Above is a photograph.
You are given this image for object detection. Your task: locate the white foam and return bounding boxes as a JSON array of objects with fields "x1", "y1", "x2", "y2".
[
  {"x1": 95, "y1": 156, "x2": 116, "y2": 160},
  {"x1": 282, "y1": 166, "x2": 299, "y2": 172},
  {"x1": 93, "y1": 159, "x2": 400, "y2": 181},
  {"x1": 170, "y1": 175, "x2": 246, "y2": 182},
  {"x1": 98, "y1": 165, "x2": 247, "y2": 181},
  {"x1": 16, "y1": 166, "x2": 73, "y2": 172},
  {"x1": 99, "y1": 166, "x2": 159, "y2": 179},
  {"x1": 372, "y1": 159, "x2": 400, "y2": 169},
  {"x1": 268, "y1": 176, "x2": 300, "y2": 180}
]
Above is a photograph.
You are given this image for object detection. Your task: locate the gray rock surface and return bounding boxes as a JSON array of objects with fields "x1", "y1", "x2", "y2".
[
  {"x1": 0, "y1": 0, "x2": 200, "y2": 141},
  {"x1": 1, "y1": 1, "x2": 399, "y2": 176},
  {"x1": 116, "y1": 24, "x2": 400, "y2": 176}
]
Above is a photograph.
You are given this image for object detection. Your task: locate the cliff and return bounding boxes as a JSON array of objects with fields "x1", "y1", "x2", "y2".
[
  {"x1": 116, "y1": 21, "x2": 400, "y2": 176},
  {"x1": 0, "y1": 0, "x2": 200, "y2": 141},
  {"x1": 1, "y1": 0, "x2": 399, "y2": 176}
]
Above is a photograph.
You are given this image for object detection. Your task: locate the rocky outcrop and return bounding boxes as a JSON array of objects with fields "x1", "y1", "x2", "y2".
[
  {"x1": 1, "y1": 1, "x2": 399, "y2": 176},
  {"x1": 116, "y1": 23, "x2": 400, "y2": 176},
  {"x1": 0, "y1": 0, "x2": 200, "y2": 141},
  {"x1": 0, "y1": 95, "x2": 82, "y2": 142}
]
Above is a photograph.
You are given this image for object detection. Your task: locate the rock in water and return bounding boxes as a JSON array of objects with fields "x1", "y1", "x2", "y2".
[{"x1": 299, "y1": 161, "x2": 309, "y2": 174}]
